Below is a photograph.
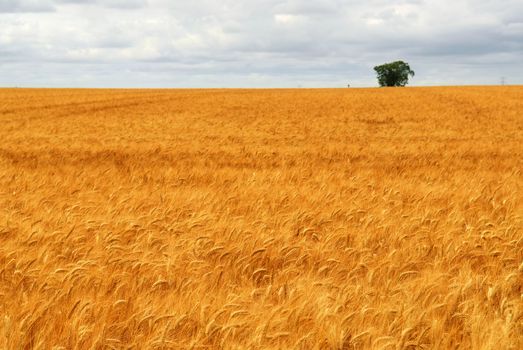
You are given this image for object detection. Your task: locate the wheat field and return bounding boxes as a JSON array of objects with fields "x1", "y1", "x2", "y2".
[{"x1": 1, "y1": 87, "x2": 522, "y2": 349}]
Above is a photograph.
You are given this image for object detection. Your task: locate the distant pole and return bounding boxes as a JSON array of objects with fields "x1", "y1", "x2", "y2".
[{"x1": 501, "y1": 77, "x2": 506, "y2": 86}]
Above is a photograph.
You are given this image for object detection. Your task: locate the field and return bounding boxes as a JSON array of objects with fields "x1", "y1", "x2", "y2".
[{"x1": 1, "y1": 87, "x2": 522, "y2": 349}]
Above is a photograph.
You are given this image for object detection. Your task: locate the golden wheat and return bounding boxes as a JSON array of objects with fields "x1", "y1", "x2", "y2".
[{"x1": 0, "y1": 87, "x2": 522, "y2": 349}]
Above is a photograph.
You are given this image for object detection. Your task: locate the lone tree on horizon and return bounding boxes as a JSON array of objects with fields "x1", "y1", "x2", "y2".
[{"x1": 374, "y1": 61, "x2": 415, "y2": 87}]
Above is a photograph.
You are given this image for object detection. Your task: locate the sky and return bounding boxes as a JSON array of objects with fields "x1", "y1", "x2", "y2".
[{"x1": 0, "y1": 0, "x2": 522, "y2": 87}]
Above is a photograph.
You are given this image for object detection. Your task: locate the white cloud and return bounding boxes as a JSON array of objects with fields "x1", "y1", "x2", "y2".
[
  {"x1": 0, "y1": 0, "x2": 54, "y2": 12},
  {"x1": 365, "y1": 17, "x2": 384, "y2": 26},
  {"x1": 0, "y1": 0, "x2": 522, "y2": 87},
  {"x1": 274, "y1": 14, "x2": 307, "y2": 25}
]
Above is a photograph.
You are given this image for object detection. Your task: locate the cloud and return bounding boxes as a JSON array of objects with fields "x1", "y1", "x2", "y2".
[
  {"x1": 0, "y1": 0, "x2": 522, "y2": 87},
  {"x1": 274, "y1": 14, "x2": 307, "y2": 25},
  {"x1": 57, "y1": 0, "x2": 147, "y2": 9},
  {"x1": 0, "y1": 0, "x2": 55, "y2": 12}
]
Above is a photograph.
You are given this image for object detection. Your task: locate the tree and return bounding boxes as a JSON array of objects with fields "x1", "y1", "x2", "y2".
[{"x1": 374, "y1": 61, "x2": 415, "y2": 87}]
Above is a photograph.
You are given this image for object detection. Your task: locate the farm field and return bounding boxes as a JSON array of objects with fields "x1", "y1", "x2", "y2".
[{"x1": 1, "y1": 87, "x2": 523, "y2": 349}]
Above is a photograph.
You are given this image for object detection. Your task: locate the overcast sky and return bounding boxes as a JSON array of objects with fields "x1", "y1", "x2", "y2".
[{"x1": 1, "y1": 0, "x2": 522, "y2": 87}]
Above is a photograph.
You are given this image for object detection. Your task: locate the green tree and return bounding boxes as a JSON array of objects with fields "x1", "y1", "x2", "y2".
[{"x1": 374, "y1": 61, "x2": 415, "y2": 87}]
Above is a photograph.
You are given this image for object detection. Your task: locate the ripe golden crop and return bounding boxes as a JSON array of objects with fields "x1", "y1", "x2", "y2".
[{"x1": 1, "y1": 87, "x2": 522, "y2": 349}]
